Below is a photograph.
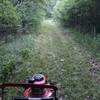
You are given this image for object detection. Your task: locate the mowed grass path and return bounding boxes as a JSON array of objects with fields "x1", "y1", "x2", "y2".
[
  {"x1": 31, "y1": 20, "x2": 99, "y2": 100},
  {"x1": 1, "y1": 20, "x2": 100, "y2": 100}
]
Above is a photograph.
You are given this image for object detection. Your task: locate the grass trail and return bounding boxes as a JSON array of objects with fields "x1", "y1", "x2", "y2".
[
  {"x1": 0, "y1": 20, "x2": 100, "y2": 100},
  {"x1": 32, "y1": 20, "x2": 99, "y2": 100}
]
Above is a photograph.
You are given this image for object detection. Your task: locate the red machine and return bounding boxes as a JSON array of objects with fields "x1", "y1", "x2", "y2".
[{"x1": 0, "y1": 74, "x2": 58, "y2": 100}]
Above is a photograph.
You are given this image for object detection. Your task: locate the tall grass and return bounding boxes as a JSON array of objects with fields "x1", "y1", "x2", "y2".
[
  {"x1": 70, "y1": 29, "x2": 100, "y2": 60},
  {"x1": 0, "y1": 20, "x2": 100, "y2": 100}
]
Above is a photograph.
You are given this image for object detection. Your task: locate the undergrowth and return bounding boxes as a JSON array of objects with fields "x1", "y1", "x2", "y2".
[
  {"x1": 69, "y1": 29, "x2": 100, "y2": 60},
  {"x1": 0, "y1": 20, "x2": 100, "y2": 100}
]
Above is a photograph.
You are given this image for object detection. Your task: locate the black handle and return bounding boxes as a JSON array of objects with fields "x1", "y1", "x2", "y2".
[
  {"x1": 14, "y1": 97, "x2": 54, "y2": 100},
  {"x1": 0, "y1": 83, "x2": 57, "y2": 91},
  {"x1": 0, "y1": 83, "x2": 58, "y2": 100}
]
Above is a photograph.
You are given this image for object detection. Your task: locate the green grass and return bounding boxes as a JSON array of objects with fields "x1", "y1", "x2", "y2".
[
  {"x1": 69, "y1": 29, "x2": 100, "y2": 60},
  {"x1": 0, "y1": 20, "x2": 100, "y2": 100}
]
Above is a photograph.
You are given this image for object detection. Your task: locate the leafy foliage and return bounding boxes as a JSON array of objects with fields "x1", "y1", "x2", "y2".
[
  {"x1": 16, "y1": 0, "x2": 46, "y2": 34},
  {"x1": 54, "y1": 0, "x2": 100, "y2": 33},
  {"x1": 0, "y1": 0, "x2": 19, "y2": 34},
  {"x1": 0, "y1": 60, "x2": 16, "y2": 82},
  {"x1": 0, "y1": 0, "x2": 47, "y2": 35}
]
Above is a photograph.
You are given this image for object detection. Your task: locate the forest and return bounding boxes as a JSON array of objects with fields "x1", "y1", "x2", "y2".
[{"x1": 0, "y1": 0, "x2": 100, "y2": 100}]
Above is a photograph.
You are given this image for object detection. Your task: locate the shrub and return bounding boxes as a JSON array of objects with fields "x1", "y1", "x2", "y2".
[
  {"x1": 0, "y1": 60, "x2": 16, "y2": 82},
  {"x1": 0, "y1": 0, "x2": 19, "y2": 35},
  {"x1": 16, "y1": 0, "x2": 46, "y2": 34},
  {"x1": 53, "y1": 0, "x2": 100, "y2": 34}
]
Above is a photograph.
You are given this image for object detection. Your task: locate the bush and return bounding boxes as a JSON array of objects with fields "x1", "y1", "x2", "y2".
[
  {"x1": 0, "y1": 60, "x2": 16, "y2": 82},
  {"x1": 53, "y1": 0, "x2": 100, "y2": 34},
  {"x1": 0, "y1": 0, "x2": 19, "y2": 35},
  {"x1": 16, "y1": 0, "x2": 46, "y2": 34},
  {"x1": 0, "y1": 0, "x2": 47, "y2": 35}
]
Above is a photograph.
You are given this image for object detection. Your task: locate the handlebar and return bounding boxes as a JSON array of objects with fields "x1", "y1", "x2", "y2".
[
  {"x1": 14, "y1": 97, "x2": 54, "y2": 100},
  {"x1": 0, "y1": 83, "x2": 58, "y2": 91}
]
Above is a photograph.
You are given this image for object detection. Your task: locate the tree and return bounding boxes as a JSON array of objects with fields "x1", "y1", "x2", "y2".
[
  {"x1": 53, "y1": 0, "x2": 100, "y2": 33},
  {"x1": 0, "y1": 0, "x2": 47, "y2": 35},
  {"x1": 16, "y1": 0, "x2": 47, "y2": 34},
  {"x1": 0, "y1": 0, "x2": 19, "y2": 35}
]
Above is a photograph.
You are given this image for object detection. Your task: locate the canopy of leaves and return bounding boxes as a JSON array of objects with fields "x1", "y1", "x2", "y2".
[
  {"x1": 54, "y1": 0, "x2": 100, "y2": 33},
  {"x1": 0, "y1": 0, "x2": 48, "y2": 35},
  {"x1": 0, "y1": 0, "x2": 19, "y2": 34},
  {"x1": 17, "y1": 0, "x2": 48, "y2": 34}
]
